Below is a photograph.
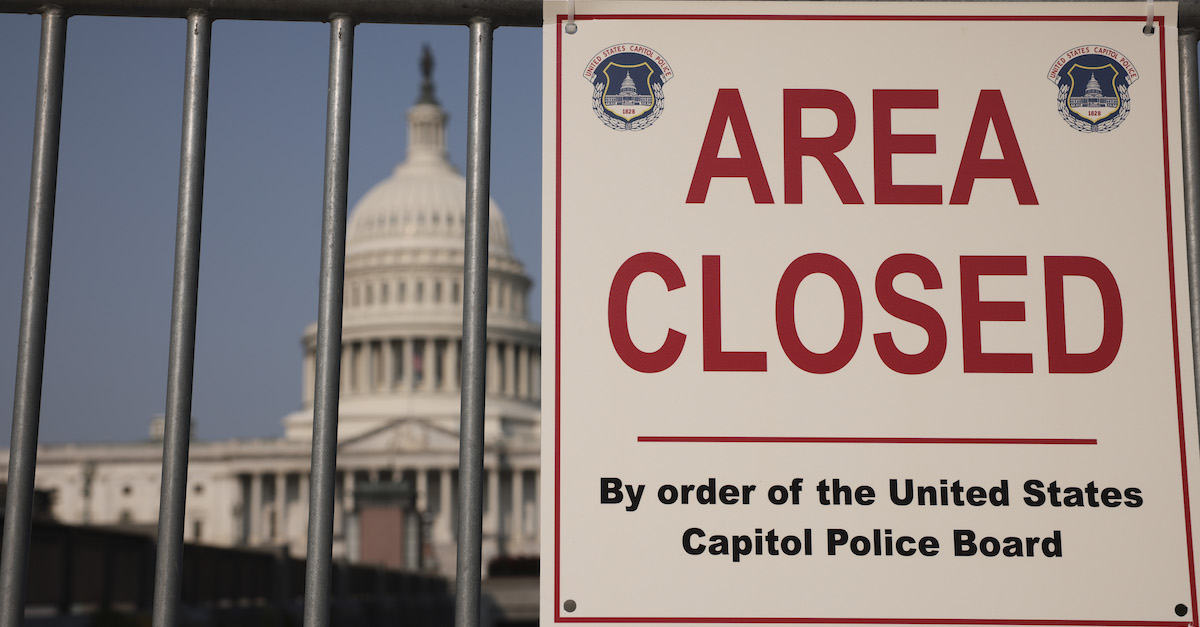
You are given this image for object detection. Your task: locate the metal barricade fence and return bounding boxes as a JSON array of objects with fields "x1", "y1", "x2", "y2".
[
  {"x1": 0, "y1": 1, "x2": 539, "y2": 626},
  {"x1": 0, "y1": 2, "x2": 1198, "y2": 627}
]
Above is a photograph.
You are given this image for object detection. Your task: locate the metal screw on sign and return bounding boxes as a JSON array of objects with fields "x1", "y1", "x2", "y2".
[
  {"x1": 1176, "y1": 604, "x2": 1188, "y2": 617},
  {"x1": 564, "y1": 599, "x2": 577, "y2": 612}
]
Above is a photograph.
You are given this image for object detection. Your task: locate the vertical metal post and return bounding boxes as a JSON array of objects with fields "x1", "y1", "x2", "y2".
[
  {"x1": 152, "y1": 10, "x2": 211, "y2": 627},
  {"x1": 1182, "y1": 30, "x2": 1200, "y2": 425},
  {"x1": 455, "y1": 16, "x2": 493, "y2": 627},
  {"x1": 0, "y1": 9, "x2": 67, "y2": 627},
  {"x1": 303, "y1": 13, "x2": 354, "y2": 627}
]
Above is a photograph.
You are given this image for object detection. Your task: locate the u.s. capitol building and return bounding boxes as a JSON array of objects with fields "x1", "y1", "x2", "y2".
[{"x1": 0, "y1": 53, "x2": 541, "y2": 578}]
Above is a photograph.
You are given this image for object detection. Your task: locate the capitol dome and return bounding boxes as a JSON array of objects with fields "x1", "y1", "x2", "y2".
[
  {"x1": 19, "y1": 49, "x2": 545, "y2": 583},
  {"x1": 284, "y1": 48, "x2": 540, "y2": 442},
  {"x1": 344, "y1": 92, "x2": 514, "y2": 259},
  {"x1": 345, "y1": 159, "x2": 513, "y2": 256}
]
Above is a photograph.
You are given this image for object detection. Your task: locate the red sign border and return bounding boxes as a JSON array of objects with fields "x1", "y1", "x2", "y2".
[{"x1": 552, "y1": 11, "x2": 1192, "y2": 626}]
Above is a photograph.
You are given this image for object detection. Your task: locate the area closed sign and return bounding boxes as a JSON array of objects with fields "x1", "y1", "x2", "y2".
[{"x1": 541, "y1": 2, "x2": 1198, "y2": 624}]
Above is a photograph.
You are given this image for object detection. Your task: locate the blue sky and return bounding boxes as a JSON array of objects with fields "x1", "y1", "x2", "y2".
[{"x1": 0, "y1": 15, "x2": 542, "y2": 445}]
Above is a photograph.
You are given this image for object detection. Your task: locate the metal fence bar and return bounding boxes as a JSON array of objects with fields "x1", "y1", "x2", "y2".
[
  {"x1": 0, "y1": 9, "x2": 67, "y2": 627},
  {"x1": 303, "y1": 13, "x2": 354, "y2": 627},
  {"x1": 4, "y1": 0, "x2": 1200, "y2": 29},
  {"x1": 1182, "y1": 28, "x2": 1200, "y2": 447},
  {"x1": 151, "y1": 10, "x2": 211, "y2": 627},
  {"x1": 0, "y1": 0, "x2": 541, "y2": 24},
  {"x1": 455, "y1": 16, "x2": 493, "y2": 627}
]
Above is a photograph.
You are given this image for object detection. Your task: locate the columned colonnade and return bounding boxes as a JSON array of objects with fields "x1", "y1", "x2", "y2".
[
  {"x1": 235, "y1": 460, "x2": 540, "y2": 559},
  {"x1": 302, "y1": 337, "x2": 541, "y2": 403}
]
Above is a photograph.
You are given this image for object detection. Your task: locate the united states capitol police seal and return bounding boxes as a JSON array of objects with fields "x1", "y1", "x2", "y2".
[
  {"x1": 583, "y1": 44, "x2": 673, "y2": 131},
  {"x1": 1047, "y1": 45, "x2": 1139, "y2": 133}
]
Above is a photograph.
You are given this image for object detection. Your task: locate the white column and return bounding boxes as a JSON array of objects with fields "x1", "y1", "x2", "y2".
[
  {"x1": 447, "y1": 339, "x2": 459, "y2": 391},
  {"x1": 422, "y1": 338, "x2": 435, "y2": 393},
  {"x1": 513, "y1": 468, "x2": 526, "y2": 540},
  {"x1": 504, "y1": 342, "x2": 516, "y2": 398},
  {"x1": 531, "y1": 350, "x2": 541, "y2": 401},
  {"x1": 303, "y1": 350, "x2": 316, "y2": 405},
  {"x1": 531, "y1": 470, "x2": 540, "y2": 539},
  {"x1": 248, "y1": 473, "x2": 262, "y2": 545},
  {"x1": 274, "y1": 473, "x2": 286, "y2": 543},
  {"x1": 340, "y1": 345, "x2": 351, "y2": 393},
  {"x1": 520, "y1": 343, "x2": 530, "y2": 398},
  {"x1": 383, "y1": 338, "x2": 395, "y2": 392},
  {"x1": 402, "y1": 338, "x2": 414, "y2": 392},
  {"x1": 513, "y1": 344, "x2": 526, "y2": 400},
  {"x1": 437, "y1": 468, "x2": 453, "y2": 542},
  {"x1": 486, "y1": 342, "x2": 499, "y2": 395},
  {"x1": 297, "y1": 472, "x2": 310, "y2": 550},
  {"x1": 373, "y1": 342, "x2": 384, "y2": 391},
  {"x1": 416, "y1": 468, "x2": 429, "y2": 513},
  {"x1": 333, "y1": 472, "x2": 343, "y2": 536},
  {"x1": 485, "y1": 466, "x2": 500, "y2": 537},
  {"x1": 343, "y1": 471, "x2": 356, "y2": 517},
  {"x1": 367, "y1": 342, "x2": 378, "y2": 392},
  {"x1": 522, "y1": 345, "x2": 533, "y2": 399},
  {"x1": 440, "y1": 339, "x2": 454, "y2": 392},
  {"x1": 357, "y1": 342, "x2": 370, "y2": 394},
  {"x1": 234, "y1": 474, "x2": 246, "y2": 544}
]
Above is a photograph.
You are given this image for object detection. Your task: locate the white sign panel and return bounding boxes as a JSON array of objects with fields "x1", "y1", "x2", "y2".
[{"x1": 542, "y1": 3, "x2": 1197, "y2": 625}]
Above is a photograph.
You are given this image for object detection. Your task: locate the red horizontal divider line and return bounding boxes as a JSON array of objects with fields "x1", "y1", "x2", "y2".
[{"x1": 637, "y1": 436, "x2": 1097, "y2": 445}]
